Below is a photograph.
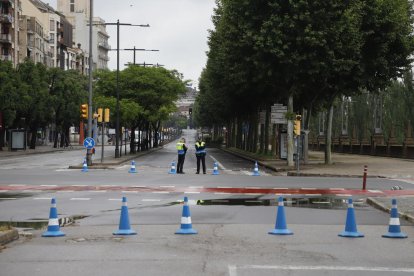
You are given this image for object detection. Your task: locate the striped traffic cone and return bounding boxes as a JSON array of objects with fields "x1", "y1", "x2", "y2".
[
  {"x1": 113, "y1": 197, "x2": 136, "y2": 235},
  {"x1": 42, "y1": 198, "x2": 65, "y2": 237},
  {"x1": 252, "y1": 161, "x2": 260, "y2": 176},
  {"x1": 169, "y1": 161, "x2": 177, "y2": 174},
  {"x1": 212, "y1": 162, "x2": 219, "y2": 175},
  {"x1": 128, "y1": 160, "x2": 137, "y2": 173},
  {"x1": 268, "y1": 197, "x2": 293, "y2": 235},
  {"x1": 175, "y1": 197, "x2": 197, "y2": 234},
  {"x1": 338, "y1": 198, "x2": 364, "y2": 238},
  {"x1": 382, "y1": 199, "x2": 407, "y2": 238},
  {"x1": 81, "y1": 158, "x2": 88, "y2": 172}
]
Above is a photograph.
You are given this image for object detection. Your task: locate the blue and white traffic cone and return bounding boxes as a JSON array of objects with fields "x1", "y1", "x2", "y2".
[
  {"x1": 169, "y1": 161, "x2": 177, "y2": 174},
  {"x1": 338, "y1": 198, "x2": 364, "y2": 238},
  {"x1": 128, "y1": 160, "x2": 137, "y2": 173},
  {"x1": 81, "y1": 158, "x2": 88, "y2": 172},
  {"x1": 175, "y1": 197, "x2": 197, "y2": 235},
  {"x1": 212, "y1": 162, "x2": 219, "y2": 175},
  {"x1": 252, "y1": 161, "x2": 260, "y2": 176},
  {"x1": 268, "y1": 197, "x2": 293, "y2": 235},
  {"x1": 113, "y1": 197, "x2": 136, "y2": 235},
  {"x1": 42, "y1": 198, "x2": 65, "y2": 237},
  {"x1": 382, "y1": 199, "x2": 407, "y2": 238}
]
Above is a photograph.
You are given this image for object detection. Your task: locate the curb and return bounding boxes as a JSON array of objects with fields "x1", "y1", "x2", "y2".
[
  {"x1": 366, "y1": 197, "x2": 414, "y2": 224},
  {"x1": 0, "y1": 228, "x2": 19, "y2": 246}
]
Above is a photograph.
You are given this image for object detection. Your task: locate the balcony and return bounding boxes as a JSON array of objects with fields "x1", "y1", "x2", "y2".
[
  {"x1": 0, "y1": 33, "x2": 12, "y2": 43},
  {"x1": 0, "y1": 14, "x2": 12, "y2": 24},
  {"x1": 98, "y1": 53, "x2": 109, "y2": 61},
  {"x1": 1, "y1": 54, "x2": 13, "y2": 62},
  {"x1": 98, "y1": 42, "x2": 111, "y2": 50}
]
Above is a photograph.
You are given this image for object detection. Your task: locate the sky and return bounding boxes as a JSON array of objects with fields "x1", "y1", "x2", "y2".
[{"x1": 43, "y1": 0, "x2": 217, "y2": 87}]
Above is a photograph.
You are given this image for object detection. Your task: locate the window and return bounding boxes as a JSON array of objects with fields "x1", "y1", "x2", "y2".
[
  {"x1": 50, "y1": 20, "x2": 55, "y2": 31},
  {"x1": 70, "y1": 0, "x2": 75, "y2": 12}
]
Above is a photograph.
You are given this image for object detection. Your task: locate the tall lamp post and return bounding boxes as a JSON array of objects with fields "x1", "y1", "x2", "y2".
[
  {"x1": 86, "y1": 0, "x2": 94, "y2": 166},
  {"x1": 98, "y1": 21, "x2": 149, "y2": 158}
]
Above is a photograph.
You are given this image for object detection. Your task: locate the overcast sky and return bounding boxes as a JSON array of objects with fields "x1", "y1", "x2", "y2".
[{"x1": 43, "y1": 0, "x2": 216, "y2": 87}]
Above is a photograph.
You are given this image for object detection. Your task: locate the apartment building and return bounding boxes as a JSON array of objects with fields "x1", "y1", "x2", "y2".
[
  {"x1": 57, "y1": 0, "x2": 109, "y2": 70},
  {"x1": 0, "y1": 0, "x2": 21, "y2": 66}
]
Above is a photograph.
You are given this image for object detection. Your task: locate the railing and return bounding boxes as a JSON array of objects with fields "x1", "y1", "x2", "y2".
[
  {"x1": 98, "y1": 42, "x2": 111, "y2": 50},
  {"x1": 0, "y1": 33, "x2": 12, "y2": 42},
  {"x1": 0, "y1": 14, "x2": 13, "y2": 24},
  {"x1": 1, "y1": 55, "x2": 13, "y2": 62}
]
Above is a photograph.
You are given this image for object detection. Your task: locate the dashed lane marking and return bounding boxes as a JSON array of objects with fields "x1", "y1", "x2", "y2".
[
  {"x1": 33, "y1": 197, "x2": 52, "y2": 200},
  {"x1": 70, "y1": 198, "x2": 91, "y2": 201},
  {"x1": 8, "y1": 184, "x2": 26, "y2": 187},
  {"x1": 142, "y1": 199, "x2": 161, "y2": 202},
  {"x1": 209, "y1": 154, "x2": 227, "y2": 170}
]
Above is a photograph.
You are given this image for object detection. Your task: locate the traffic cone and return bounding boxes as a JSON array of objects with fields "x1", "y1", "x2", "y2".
[
  {"x1": 113, "y1": 197, "x2": 136, "y2": 235},
  {"x1": 212, "y1": 162, "x2": 219, "y2": 175},
  {"x1": 382, "y1": 199, "x2": 407, "y2": 238},
  {"x1": 42, "y1": 198, "x2": 65, "y2": 237},
  {"x1": 338, "y1": 198, "x2": 364, "y2": 238},
  {"x1": 169, "y1": 161, "x2": 177, "y2": 174},
  {"x1": 252, "y1": 161, "x2": 260, "y2": 176},
  {"x1": 128, "y1": 160, "x2": 137, "y2": 173},
  {"x1": 175, "y1": 197, "x2": 197, "y2": 235},
  {"x1": 268, "y1": 197, "x2": 293, "y2": 235},
  {"x1": 81, "y1": 158, "x2": 88, "y2": 172}
]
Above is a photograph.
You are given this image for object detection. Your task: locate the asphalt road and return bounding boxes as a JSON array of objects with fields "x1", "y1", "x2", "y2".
[{"x1": 0, "y1": 129, "x2": 413, "y2": 276}]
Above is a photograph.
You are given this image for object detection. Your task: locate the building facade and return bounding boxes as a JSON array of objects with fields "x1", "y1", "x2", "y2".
[
  {"x1": 0, "y1": 0, "x2": 21, "y2": 66},
  {"x1": 57, "y1": 0, "x2": 109, "y2": 70}
]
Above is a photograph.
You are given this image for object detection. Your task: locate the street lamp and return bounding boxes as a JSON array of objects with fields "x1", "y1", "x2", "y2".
[
  {"x1": 86, "y1": 0, "x2": 94, "y2": 166},
  {"x1": 98, "y1": 20, "x2": 150, "y2": 158},
  {"x1": 117, "y1": 47, "x2": 159, "y2": 65}
]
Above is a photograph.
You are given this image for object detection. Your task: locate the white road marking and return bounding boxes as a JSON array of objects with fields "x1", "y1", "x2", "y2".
[
  {"x1": 122, "y1": 191, "x2": 139, "y2": 194},
  {"x1": 0, "y1": 198, "x2": 16, "y2": 200},
  {"x1": 70, "y1": 198, "x2": 91, "y2": 201},
  {"x1": 57, "y1": 190, "x2": 75, "y2": 193},
  {"x1": 329, "y1": 188, "x2": 345, "y2": 190},
  {"x1": 185, "y1": 191, "x2": 200, "y2": 194},
  {"x1": 108, "y1": 198, "x2": 122, "y2": 201},
  {"x1": 132, "y1": 185, "x2": 146, "y2": 188},
  {"x1": 189, "y1": 186, "x2": 204, "y2": 188},
  {"x1": 336, "y1": 194, "x2": 352, "y2": 197},
  {"x1": 301, "y1": 188, "x2": 317, "y2": 190},
  {"x1": 214, "y1": 192, "x2": 231, "y2": 195},
  {"x1": 273, "y1": 188, "x2": 288, "y2": 190},
  {"x1": 209, "y1": 155, "x2": 227, "y2": 170},
  {"x1": 8, "y1": 184, "x2": 26, "y2": 187},
  {"x1": 160, "y1": 185, "x2": 175, "y2": 188},
  {"x1": 142, "y1": 199, "x2": 161, "y2": 202},
  {"x1": 71, "y1": 185, "x2": 88, "y2": 187},
  {"x1": 245, "y1": 187, "x2": 262, "y2": 189},
  {"x1": 152, "y1": 191, "x2": 170, "y2": 194},
  {"x1": 0, "y1": 190, "x2": 9, "y2": 193},
  {"x1": 40, "y1": 185, "x2": 57, "y2": 187},
  {"x1": 89, "y1": 190, "x2": 107, "y2": 193},
  {"x1": 368, "y1": 190, "x2": 383, "y2": 193},
  {"x1": 229, "y1": 264, "x2": 414, "y2": 275}
]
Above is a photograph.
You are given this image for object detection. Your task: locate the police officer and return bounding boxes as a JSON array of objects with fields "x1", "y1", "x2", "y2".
[
  {"x1": 195, "y1": 137, "x2": 206, "y2": 174},
  {"x1": 176, "y1": 138, "x2": 187, "y2": 174}
]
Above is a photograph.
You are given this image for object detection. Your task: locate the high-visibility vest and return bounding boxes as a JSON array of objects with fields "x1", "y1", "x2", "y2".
[
  {"x1": 176, "y1": 142, "x2": 185, "y2": 155},
  {"x1": 195, "y1": 141, "x2": 206, "y2": 155}
]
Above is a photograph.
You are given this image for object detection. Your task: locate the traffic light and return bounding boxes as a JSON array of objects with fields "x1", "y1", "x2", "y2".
[
  {"x1": 97, "y1": 108, "x2": 103, "y2": 123},
  {"x1": 104, "y1": 108, "x2": 110, "y2": 122},
  {"x1": 81, "y1": 104, "x2": 88, "y2": 119},
  {"x1": 294, "y1": 114, "x2": 301, "y2": 136}
]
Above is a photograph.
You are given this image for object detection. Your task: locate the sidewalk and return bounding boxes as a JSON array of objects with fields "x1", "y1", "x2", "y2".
[{"x1": 222, "y1": 147, "x2": 414, "y2": 224}]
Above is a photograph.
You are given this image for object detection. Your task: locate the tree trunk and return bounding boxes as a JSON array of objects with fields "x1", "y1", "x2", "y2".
[
  {"x1": 264, "y1": 105, "x2": 270, "y2": 155},
  {"x1": 325, "y1": 104, "x2": 334, "y2": 164},
  {"x1": 287, "y1": 95, "x2": 294, "y2": 166},
  {"x1": 30, "y1": 128, "x2": 37, "y2": 149},
  {"x1": 130, "y1": 127, "x2": 136, "y2": 153}
]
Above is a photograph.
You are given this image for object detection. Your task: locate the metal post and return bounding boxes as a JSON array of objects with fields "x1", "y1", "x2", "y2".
[
  {"x1": 133, "y1": 46, "x2": 136, "y2": 64},
  {"x1": 362, "y1": 165, "x2": 368, "y2": 190},
  {"x1": 296, "y1": 136, "x2": 300, "y2": 175},
  {"x1": 86, "y1": 0, "x2": 93, "y2": 166},
  {"x1": 115, "y1": 19, "x2": 120, "y2": 158},
  {"x1": 101, "y1": 122, "x2": 104, "y2": 163}
]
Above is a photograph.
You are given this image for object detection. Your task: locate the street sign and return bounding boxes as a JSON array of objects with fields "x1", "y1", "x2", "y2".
[
  {"x1": 83, "y1": 137, "x2": 95, "y2": 149},
  {"x1": 271, "y1": 104, "x2": 287, "y2": 124}
]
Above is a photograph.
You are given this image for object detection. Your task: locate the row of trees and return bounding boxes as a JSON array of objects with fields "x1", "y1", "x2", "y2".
[
  {"x1": 0, "y1": 59, "x2": 87, "y2": 149},
  {"x1": 0, "y1": 59, "x2": 187, "y2": 152},
  {"x1": 194, "y1": 0, "x2": 414, "y2": 165}
]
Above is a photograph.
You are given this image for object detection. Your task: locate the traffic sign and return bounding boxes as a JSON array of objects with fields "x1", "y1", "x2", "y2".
[{"x1": 83, "y1": 137, "x2": 95, "y2": 149}]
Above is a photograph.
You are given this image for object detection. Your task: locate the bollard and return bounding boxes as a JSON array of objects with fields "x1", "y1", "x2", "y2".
[{"x1": 362, "y1": 165, "x2": 367, "y2": 190}]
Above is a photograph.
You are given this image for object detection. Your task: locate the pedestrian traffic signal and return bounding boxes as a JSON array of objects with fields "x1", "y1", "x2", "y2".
[
  {"x1": 81, "y1": 104, "x2": 88, "y2": 119},
  {"x1": 97, "y1": 108, "x2": 103, "y2": 123},
  {"x1": 104, "y1": 108, "x2": 110, "y2": 122},
  {"x1": 294, "y1": 115, "x2": 301, "y2": 136}
]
